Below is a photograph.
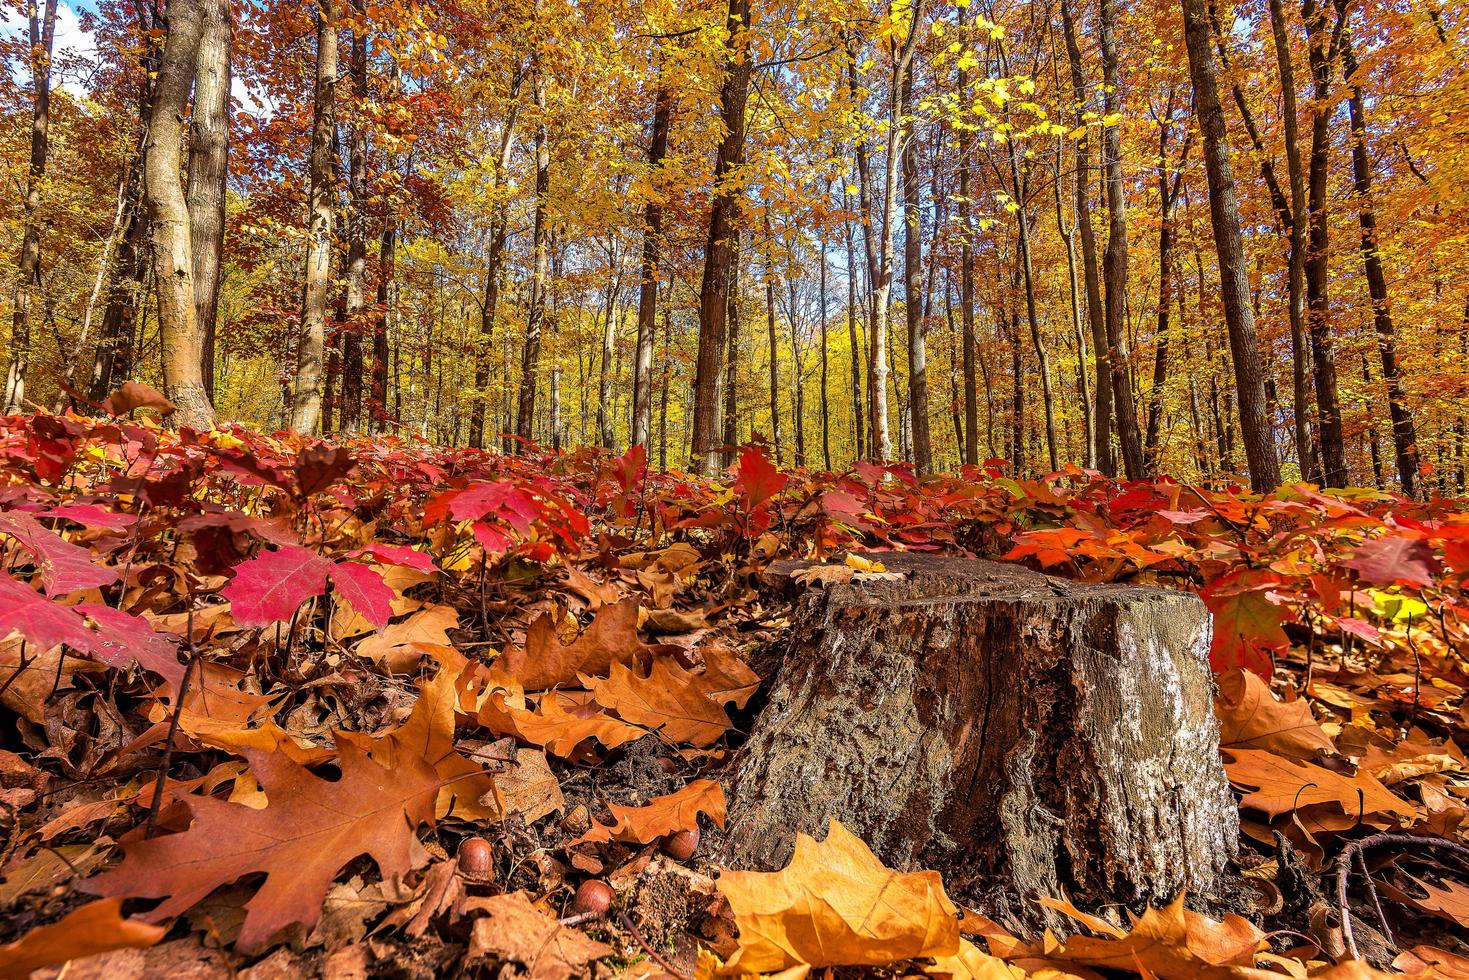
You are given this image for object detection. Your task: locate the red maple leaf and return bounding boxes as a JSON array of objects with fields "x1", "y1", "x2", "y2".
[
  {"x1": 223, "y1": 546, "x2": 393, "y2": 630},
  {"x1": 0, "y1": 511, "x2": 119, "y2": 595},
  {"x1": 1344, "y1": 533, "x2": 1439, "y2": 588}
]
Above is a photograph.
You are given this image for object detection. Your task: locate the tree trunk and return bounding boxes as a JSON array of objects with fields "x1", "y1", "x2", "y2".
[
  {"x1": 1060, "y1": 0, "x2": 1112, "y2": 475},
  {"x1": 4, "y1": 0, "x2": 58, "y2": 415},
  {"x1": 818, "y1": 236, "x2": 832, "y2": 471},
  {"x1": 902, "y1": 69, "x2": 932, "y2": 474},
  {"x1": 724, "y1": 554, "x2": 1237, "y2": 936},
  {"x1": 515, "y1": 67, "x2": 552, "y2": 449},
  {"x1": 1179, "y1": 0, "x2": 1282, "y2": 491},
  {"x1": 843, "y1": 212, "x2": 865, "y2": 460},
  {"x1": 145, "y1": 0, "x2": 216, "y2": 428},
  {"x1": 291, "y1": 0, "x2": 338, "y2": 434},
  {"x1": 1145, "y1": 117, "x2": 1190, "y2": 472},
  {"x1": 186, "y1": 0, "x2": 229, "y2": 405},
  {"x1": 1008, "y1": 139, "x2": 1059, "y2": 473},
  {"x1": 765, "y1": 240, "x2": 783, "y2": 464},
  {"x1": 1099, "y1": 0, "x2": 1145, "y2": 479},
  {"x1": 1302, "y1": 0, "x2": 1348, "y2": 487},
  {"x1": 596, "y1": 272, "x2": 621, "y2": 448},
  {"x1": 722, "y1": 230, "x2": 742, "y2": 464},
  {"x1": 1340, "y1": 22, "x2": 1419, "y2": 498},
  {"x1": 336, "y1": 0, "x2": 369, "y2": 432},
  {"x1": 631, "y1": 84, "x2": 670, "y2": 449},
  {"x1": 691, "y1": 0, "x2": 751, "y2": 475}
]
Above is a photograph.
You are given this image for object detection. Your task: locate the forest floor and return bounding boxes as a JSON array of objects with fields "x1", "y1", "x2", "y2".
[{"x1": 2, "y1": 393, "x2": 1469, "y2": 978}]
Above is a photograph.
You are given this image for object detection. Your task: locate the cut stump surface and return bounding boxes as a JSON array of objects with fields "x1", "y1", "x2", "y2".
[{"x1": 722, "y1": 553, "x2": 1237, "y2": 933}]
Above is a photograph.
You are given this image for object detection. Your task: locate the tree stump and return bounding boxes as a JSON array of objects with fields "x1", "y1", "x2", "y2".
[{"x1": 721, "y1": 554, "x2": 1237, "y2": 934}]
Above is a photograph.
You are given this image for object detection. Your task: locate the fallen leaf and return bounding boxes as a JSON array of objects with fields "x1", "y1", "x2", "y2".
[
  {"x1": 0, "y1": 899, "x2": 164, "y2": 978},
  {"x1": 466, "y1": 891, "x2": 611, "y2": 979},
  {"x1": 499, "y1": 598, "x2": 659, "y2": 690},
  {"x1": 575, "y1": 779, "x2": 725, "y2": 845},
  {"x1": 1215, "y1": 670, "x2": 1335, "y2": 760},
  {"x1": 589, "y1": 659, "x2": 732, "y2": 747},
  {"x1": 84, "y1": 738, "x2": 439, "y2": 951},
  {"x1": 1222, "y1": 748, "x2": 1417, "y2": 820},
  {"x1": 1044, "y1": 894, "x2": 1266, "y2": 978},
  {"x1": 716, "y1": 818, "x2": 960, "y2": 975}
]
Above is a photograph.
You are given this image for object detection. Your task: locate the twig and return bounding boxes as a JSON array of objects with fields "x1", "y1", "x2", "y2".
[
  {"x1": 1336, "y1": 833, "x2": 1469, "y2": 960},
  {"x1": 145, "y1": 601, "x2": 197, "y2": 838},
  {"x1": 558, "y1": 909, "x2": 605, "y2": 928},
  {"x1": 618, "y1": 911, "x2": 690, "y2": 980}
]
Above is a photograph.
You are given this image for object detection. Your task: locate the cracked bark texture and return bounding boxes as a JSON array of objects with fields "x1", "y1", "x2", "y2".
[{"x1": 722, "y1": 554, "x2": 1237, "y2": 934}]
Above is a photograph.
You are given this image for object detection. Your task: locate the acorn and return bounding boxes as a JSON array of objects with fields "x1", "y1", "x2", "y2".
[
  {"x1": 661, "y1": 827, "x2": 699, "y2": 862},
  {"x1": 568, "y1": 879, "x2": 614, "y2": 919},
  {"x1": 457, "y1": 836, "x2": 495, "y2": 878}
]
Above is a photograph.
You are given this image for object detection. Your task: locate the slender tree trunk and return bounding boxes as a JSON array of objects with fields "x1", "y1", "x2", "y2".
[
  {"x1": 691, "y1": 0, "x2": 751, "y2": 474},
  {"x1": 4, "y1": 0, "x2": 58, "y2": 414},
  {"x1": 1008, "y1": 140, "x2": 1059, "y2": 472},
  {"x1": 1340, "y1": 22, "x2": 1419, "y2": 497},
  {"x1": 631, "y1": 84, "x2": 670, "y2": 448},
  {"x1": 1179, "y1": 0, "x2": 1282, "y2": 490},
  {"x1": 819, "y1": 236, "x2": 832, "y2": 471},
  {"x1": 1061, "y1": 0, "x2": 1112, "y2": 474},
  {"x1": 1054, "y1": 137, "x2": 1092, "y2": 468},
  {"x1": 1302, "y1": 0, "x2": 1348, "y2": 486},
  {"x1": 291, "y1": 0, "x2": 338, "y2": 434},
  {"x1": 1098, "y1": 0, "x2": 1145, "y2": 479},
  {"x1": 335, "y1": 0, "x2": 370, "y2": 431},
  {"x1": 186, "y1": 0, "x2": 229, "y2": 405},
  {"x1": 722, "y1": 230, "x2": 742, "y2": 463},
  {"x1": 1145, "y1": 118, "x2": 1190, "y2": 471},
  {"x1": 515, "y1": 67, "x2": 552, "y2": 448},
  {"x1": 765, "y1": 239, "x2": 783, "y2": 464},
  {"x1": 659, "y1": 280, "x2": 672, "y2": 471},
  {"x1": 902, "y1": 71, "x2": 932, "y2": 474},
  {"x1": 145, "y1": 0, "x2": 216, "y2": 428},
  {"x1": 596, "y1": 271, "x2": 621, "y2": 448},
  {"x1": 843, "y1": 211, "x2": 866, "y2": 460}
]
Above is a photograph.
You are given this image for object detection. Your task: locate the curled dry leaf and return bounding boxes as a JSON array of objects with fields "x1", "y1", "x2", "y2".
[
  {"x1": 574, "y1": 779, "x2": 725, "y2": 846},
  {"x1": 1214, "y1": 669, "x2": 1336, "y2": 761},
  {"x1": 0, "y1": 899, "x2": 165, "y2": 978},
  {"x1": 715, "y1": 818, "x2": 960, "y2": 975},
  {"x1": 589, "y1": 659, "x2": 733, "y2": 747},
  {"x1": 1042, "y1": 894, "x2": 1267, "y2": 979},
  {"x1": 1222, "y1": 748, "x2": 1417, "y2": 821},
  {"x1": 499, "y1": 597, "x2": 661, "y2": 691}
]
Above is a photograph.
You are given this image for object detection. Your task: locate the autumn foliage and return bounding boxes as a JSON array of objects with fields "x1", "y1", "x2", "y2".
[{"x1": 1, "y1": 403, "x2": 1469, "y2": 976}]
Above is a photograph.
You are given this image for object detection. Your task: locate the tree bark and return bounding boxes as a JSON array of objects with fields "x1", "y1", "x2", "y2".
[
  {"x1": 902, "y1": 68, "x2": 932, "y2": 474},
  {"x1": 1179, "y1": 0, "x2": 1282, "y2": 490},
  {"x1": 186, "y1": 0, "x2": 230, "y2": 405},
  {"x1": 765, "y1": 238, "x2": 783, "y2": 464},
  {"x1": 1302, "y1": 0, "x2": 1348, "y2": 487},
  {"x1": 146, "y1": 0, "x2": 216, "y2": 428},
  {"x1": 1099, "y1": 0, "x2": 1145, "y2": 479},
  {"x1": 515, "y1": 65, "x2": 552, "y2": 449},
  {"x1": 1060, "y1": 0, "x2": 1112, "y2": 475},
  {"x1": 4, "y1": 0, "x2": 58, "y2": 415},
  {"x1": 691, "y1": 0, "x2": 751, "y2": 475},
  {"x1": 631, "y1": 84, "x2": 670, "y2": 449},
  {"x1": 722, "y1": 230, "x2": 742, "y2": 464},
  {"x1": 818, "y1": 236, "x2": 832, "y2": 471},
  {"x1": 724, "y1": 554, "x2": 1237, "y2": 936},
  {"x1": 336, "y1": 0, "x2": 369, "y2": 432},
  {"x1": 1008, "y1": 137, "x2": 1059, "y2": 473},
  {"x1": 1340, "y1": 22, "x2": 1419, "y2": 498},
  {"x1": 291, "y1": 0, "x2": 338, "y2": 434}
]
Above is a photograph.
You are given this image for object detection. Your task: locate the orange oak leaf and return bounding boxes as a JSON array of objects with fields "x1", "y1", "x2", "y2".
[
  {"x1": 574, "y1": 779, "x2": 725, "y2": 845},
  {"x1": 0, "y1": 898, "x2": 164, "y2": 978},
  {"x1": 486, "y1": 690, "x2": 648, "y2": 758},
  {"x1": 1222, "y1": 748, "x2": 1417, "y2": 820},
  {"x1": 83, "y1": 738, "x2": 439, "y2": 952},
  {"x1": 715, "y1": 818, "x2": 960, "y2": 975},
  {"x1": 1042, "y1": 894, "x2": 1267, "y2": 978},
  {"x1": 589, "y1": 659, "x2": 732, "y2": 747},
  {"x1": 1214, "y1": 670, "x2": 1336, "y2": 761},
  {"x1": 1407, "y1": 875, "x2": 1469, "y2": 930},
  {"x1": 498, "y1": 598, "x2": 658, "y2": 690}
]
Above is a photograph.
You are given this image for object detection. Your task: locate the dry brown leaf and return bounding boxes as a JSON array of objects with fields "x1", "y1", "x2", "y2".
[
  {"x1": 500, "y1": 598, "x2": 659, "y2": 690},
  {"x1": 0, "y1": 844, "x2": 106, "y2": 905},
  {"x1": 574, "y1": 779, "x2": 725, "y2": 845},
  {"x1": 926, "y1": 938, "x2": 1028, "y2": 979},
  {"x1": 490, "y1": 690, "x2": 648, "y2": 757},
  {"x1": 465, "y1": 891, "x2": 611, "y2": 979},
  {"x1": 1215, "y1": 670, "x2": 1336, "y2": 760},
  {"x1": 695, "y1": 641, "x2": 762, "y2": 710},
  {"x1": 354, "y1": 604, "x2": 459, "y2": 671},
  {"x1": 1395, "y1": 944, "x2": 1469, "y2": 978},
  {"x1": 715, "y1": 818, "x2": 960, "y2": 975},
  {"x1": 1045, "y1": 894, "x2": 1266, "y2": 978},
  {"x1": 1361, "y1": 735, "x2": 1466, "y2": 786},
  {"x1": 589, "y1": 659, "x2": 732, "y2": 747},
  {"x1": 1407, "y1": 874, "x2": 1469, "y2": 929},
  {"x1": 84, "y1": 739, "x2": 439, "y2": 952},
  {"x1": 1222, "y1": 748, "x2": 1417, "y2": 820},
  {"x1": 0, "y1": 899, "x2": 164, "y2": 978}
]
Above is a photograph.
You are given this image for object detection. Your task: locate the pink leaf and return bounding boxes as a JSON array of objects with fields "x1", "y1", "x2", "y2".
[
  {"x1": 361, "y1": 543, "x2": 437, "y2": 574},
  {"x1": 329, "y1": 562, "x2": 394, "y2": 631},
  {"x1": 78, "y1": 605, "x2": 187, "y2": 688},
  {"x1": 1344, "y1": 534, "x2": 1439, "y2": 588},
  {"x1": 0, "y1": 572, "x2": 93, "y2": 651},
  {"x1": 0, "y1": 511, "x2": 119, "y2": 595},
  {"x1": 40, "y1": 504, "x2": 137, "y2": 532},
  {"x1": 222, "y1": 545, "x2": 332, "y2": 628}
]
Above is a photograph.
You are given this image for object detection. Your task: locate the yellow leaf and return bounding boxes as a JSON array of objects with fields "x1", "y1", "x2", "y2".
[
  {"x1": 716, "y1": 819, "x2": 960, "y2": 974},
  {"x1": 844, "y1": 554, "x2": 887, "y2": 573}
]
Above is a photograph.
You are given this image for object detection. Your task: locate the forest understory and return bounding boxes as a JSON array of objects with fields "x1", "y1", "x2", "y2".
[{"x1": 1, "y1": 398, "x2": 1469, "y2": 978}]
